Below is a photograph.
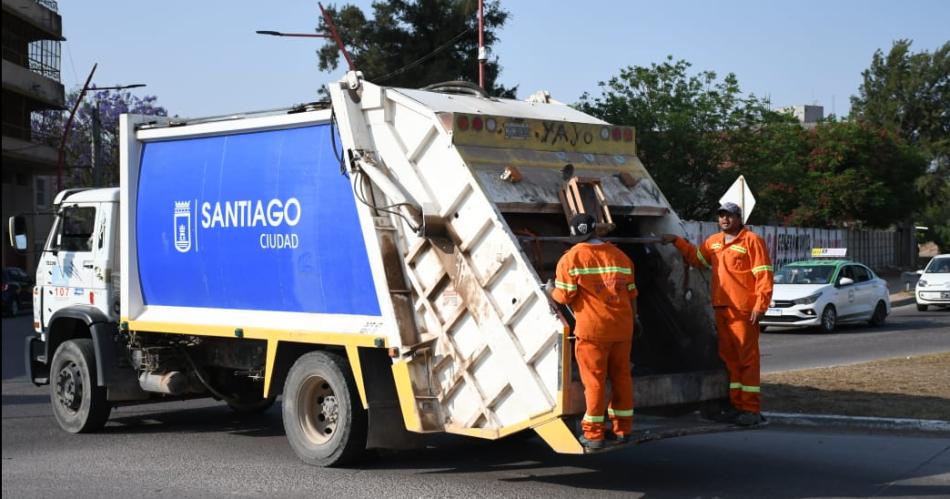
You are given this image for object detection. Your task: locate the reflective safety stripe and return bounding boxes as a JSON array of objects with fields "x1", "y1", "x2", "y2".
[
  {"x1": 569, "y1": 266, "x2": 633, "y2": 276},
  {"x1": 583, "y1": 414, "x2": 605, "y2": 423},
  {"x1": 696, "y1": 248, "x2": 711, "y2": 268},
  {"x1": 608, "y1": 408, "x2": 634, "y2": 417},
  {"x1": 730, "y1": 382, "x2": 761, "y2": 393},
  {"x1": 729, "y1": 245, "x2": 748, "y2": 254},
  {"x1": 751, "y1": 265, "x2": 774, "y2": 274},
  {"x1": 711, "y1": 243, "x2": 723, "y2": 250},
  {"x1": 627, "y1": 283, "x2": 637, "y2": 291},
  {"x1": 555, "y1": 280, "x2": 577, "y2": 291}
]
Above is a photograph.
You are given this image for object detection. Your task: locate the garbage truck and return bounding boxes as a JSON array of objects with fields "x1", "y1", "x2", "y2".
[{"x1": 12, "y1": 72, "x2": 735, "y2": 467}]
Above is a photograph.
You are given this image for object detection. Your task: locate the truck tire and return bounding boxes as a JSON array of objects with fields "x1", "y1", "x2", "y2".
[
  {"x1": 50, "y1": 339, "x2": 111, "y2": 433},
  {"x1": 282, "y1": 351, "x2": 367, "y2": 467}
]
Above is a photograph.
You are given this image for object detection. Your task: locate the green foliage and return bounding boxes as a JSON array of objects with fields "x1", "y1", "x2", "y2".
[
  {"x1": 576, "y1": 56, "x2": 791, "y2": 220},
  {"x1": 851, "y1": 39, "x2": 950, "y2": 249},
  {"x1": 577, "y1": 56, "x2": 928, "y2": 229},
  {"x1": 317, "y1": 0, "x2": 515, "y2": 96}
]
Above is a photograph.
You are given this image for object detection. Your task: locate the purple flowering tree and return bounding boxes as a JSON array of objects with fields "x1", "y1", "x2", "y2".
[{"x1": 32, "y1": 89, "x2": 168, "y2": 187}]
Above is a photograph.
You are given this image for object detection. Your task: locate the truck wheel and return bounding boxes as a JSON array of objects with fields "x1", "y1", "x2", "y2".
[
  {"x1": 282, "y1": 351, "x2": 367, "y2": 467},
  {"x1": 50, "y1": 339, "x2": 111, "y2": 433},
  {"x1": 819, "y1": 305, "x2": 837, "y2": 333}
]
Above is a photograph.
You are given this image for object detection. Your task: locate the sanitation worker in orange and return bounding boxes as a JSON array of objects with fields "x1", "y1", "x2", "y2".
[
  {"x1": 547, "y1": 213, "x2": 637, "y2": 449},
  {"x1": 661, "y1": 202, "x2": 773, "y2": 426}
]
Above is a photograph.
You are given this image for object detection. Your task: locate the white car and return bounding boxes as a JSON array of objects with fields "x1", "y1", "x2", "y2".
[
  {"x1": 759, "y1": 259, "x2": 891, "y2": 333},
  {"x1": 915, "y1": 254, "x2": 950, "y2": 311}
]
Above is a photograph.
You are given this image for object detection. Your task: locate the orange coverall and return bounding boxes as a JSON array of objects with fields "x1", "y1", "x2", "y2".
[
  {"x1": 552, "y1": 242, "x2": 637, "y2": 441},
  {"x1": 674, "y1": 228, "x2": 773, "y2": 413}
]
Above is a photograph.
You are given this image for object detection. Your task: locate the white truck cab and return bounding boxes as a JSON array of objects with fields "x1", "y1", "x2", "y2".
[{"x1": 35, "y1": 188, "x2": 121, "y2": 334}]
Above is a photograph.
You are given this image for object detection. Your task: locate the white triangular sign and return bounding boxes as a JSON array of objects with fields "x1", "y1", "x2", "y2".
[{"x1": 719, "y1": 175, "x2": 756, "y2": 224}]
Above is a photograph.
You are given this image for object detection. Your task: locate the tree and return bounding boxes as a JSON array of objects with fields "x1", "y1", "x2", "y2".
[
  {"x1": 578, "y1": 56, "x2": 927, "y2": 229},
  {"x1": 316, "y1": 0, "x2": 515, "y2": 96},
  {"x1": 32, "y1": 89, "x2": 167, "y2": 187},
  {"x1": 576, "y1": 56, "x2": 789, "y2": 220},
  {"x1": 785, "y1": 122, "x2": 926, "y2": 227},
  {"x1": 851, "y1": 39, "x2": 950, "y2": 248}
]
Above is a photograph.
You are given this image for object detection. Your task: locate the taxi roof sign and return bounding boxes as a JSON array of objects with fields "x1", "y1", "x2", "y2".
[{"x1": 811, "y1": 248, "x2": 847, "y2": 258}]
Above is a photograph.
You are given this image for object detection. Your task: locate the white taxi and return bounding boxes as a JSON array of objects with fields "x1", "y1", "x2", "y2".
[{"x1": 760, "y1": 251, "x2": 891, "y2": 333}]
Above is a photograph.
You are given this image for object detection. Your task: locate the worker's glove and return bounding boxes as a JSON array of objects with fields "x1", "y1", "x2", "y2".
[{"x1": 543, "y1": 278, "x2": 555, "y2": 295}]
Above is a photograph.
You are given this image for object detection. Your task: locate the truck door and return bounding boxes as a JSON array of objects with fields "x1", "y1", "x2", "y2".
[{"x1": 40, "y1": 203, "x2": 103, "y2": 326}]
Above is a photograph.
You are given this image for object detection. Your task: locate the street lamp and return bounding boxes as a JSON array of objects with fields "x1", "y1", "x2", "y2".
[
  {"x1": 88, "y1": 83, "x2": 146, "y2": 187},
  {"x1": 256, "y1": 2, "x2": 355, "y2": 71}
]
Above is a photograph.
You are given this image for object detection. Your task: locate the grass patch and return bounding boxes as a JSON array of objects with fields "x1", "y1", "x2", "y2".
[{"x1": 762, "y1": 352, "x2": 950, "y2": 421}]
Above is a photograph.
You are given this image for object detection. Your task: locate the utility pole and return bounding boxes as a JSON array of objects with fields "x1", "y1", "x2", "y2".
[
  {"x1": 477, "y1": 0, "x2": 486, "y2": 90},
  {"x1": 91, "y1": 100, "x2": 102, "y2": 186},
  {"x1": 87, "y1": 84, "x2": 145, "y2": 187}
]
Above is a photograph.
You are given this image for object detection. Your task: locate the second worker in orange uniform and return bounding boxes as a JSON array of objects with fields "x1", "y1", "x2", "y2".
[
  {"x1": 549, "y1": 213, "x2": 637, "y2": 449},
  {"x1": 662, "y1": 202, "x2": 773, "y2": 426}
]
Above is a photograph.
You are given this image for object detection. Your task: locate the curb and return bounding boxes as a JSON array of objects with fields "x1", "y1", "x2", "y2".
[
  {"x1": 763, "y1": 411, "x2": 950, "y2": 434},
  {"x1": 888, "y1": 293, "x2": 915, "y2": 308}
]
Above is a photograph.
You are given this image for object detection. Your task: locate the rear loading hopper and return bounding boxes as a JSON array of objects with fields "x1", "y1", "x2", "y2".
[{"x1": 329, "y1": 74, "x2": 733, "y2": 452}]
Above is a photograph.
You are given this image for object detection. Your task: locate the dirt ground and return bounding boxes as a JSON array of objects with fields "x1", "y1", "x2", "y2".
[{"x1": 762, "y1": 352, "x2": 950, "y2": 421}]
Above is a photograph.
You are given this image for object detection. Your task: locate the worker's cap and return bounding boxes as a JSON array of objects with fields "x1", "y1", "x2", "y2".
[
  {"x1": 717, "y1": 202, "x2": 742, "y2": 218},
  {"x1": 569, "y1": 213, "x2": 597, "y2": 243}
]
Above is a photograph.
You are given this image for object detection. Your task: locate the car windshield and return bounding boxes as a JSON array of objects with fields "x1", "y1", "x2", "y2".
[
  {"x1": 925, "y1": 257, "x2": 950, "y2": 273},
  {"x1": 774, "y1": 265, "x2": 837, "y2": 284}
]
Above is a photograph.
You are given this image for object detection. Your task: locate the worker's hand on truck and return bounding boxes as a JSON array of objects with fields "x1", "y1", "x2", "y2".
[{"x1": 660, "y1": 234, "x2": 679, "y2": 244}]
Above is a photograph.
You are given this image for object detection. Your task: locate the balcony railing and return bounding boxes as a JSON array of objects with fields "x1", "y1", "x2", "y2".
[{"x1": 35, "y1": 0, "x2": 59, "y2": 12}]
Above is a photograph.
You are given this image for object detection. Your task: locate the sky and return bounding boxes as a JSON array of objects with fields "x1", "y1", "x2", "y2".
[{"x1": 56, "y1": 1, "x2": 948, "y2": 118}]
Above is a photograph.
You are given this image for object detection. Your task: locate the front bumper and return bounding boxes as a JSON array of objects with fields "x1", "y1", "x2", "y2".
[
  {"x1": 759, "y1": 305, "x2": 821, "y2": 327},
  {"x1": 916, "y1": 289, "x2": 950, "y2": 305}
]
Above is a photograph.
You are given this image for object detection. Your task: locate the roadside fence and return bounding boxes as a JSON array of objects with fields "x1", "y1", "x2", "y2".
[{"x1": 681, "y1": 221, "x2": 916, "y2": 270}]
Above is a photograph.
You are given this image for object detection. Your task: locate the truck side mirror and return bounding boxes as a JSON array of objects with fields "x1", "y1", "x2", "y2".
[{"x1": 7, "y1": 216, "x2": 28, "y2": 252}]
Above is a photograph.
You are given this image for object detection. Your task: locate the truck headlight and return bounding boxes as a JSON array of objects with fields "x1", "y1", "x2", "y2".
[{"x1": 792, "y1": 292, "x2": 822, "y2": 305}]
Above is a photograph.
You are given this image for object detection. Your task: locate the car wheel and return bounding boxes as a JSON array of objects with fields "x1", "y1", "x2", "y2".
[
  {"x1": 819, "y1": 305, "x2": 837, "y2": 333},
  {"x1": 50, "y1": 339, "x2": 112, "y2": 433},
  {"x1": 916, "y1": 303, "x2": 928, "y2": 312},
  {"x1": 868, "y1": 301, "x2": 887, "y2": 326}
]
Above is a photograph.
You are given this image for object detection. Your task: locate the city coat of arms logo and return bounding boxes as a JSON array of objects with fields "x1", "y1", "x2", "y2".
[{"x1": 174, "y1": 201, "x2": 192, "y2": 253}]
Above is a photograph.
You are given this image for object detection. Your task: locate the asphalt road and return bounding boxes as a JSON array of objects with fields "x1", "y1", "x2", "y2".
[
  {"x1": 761, "y1": 303, "x2": 950, "y2": 373},
  {"x1": 3, "y1": 310, "x2": 950, "y2": 498}
]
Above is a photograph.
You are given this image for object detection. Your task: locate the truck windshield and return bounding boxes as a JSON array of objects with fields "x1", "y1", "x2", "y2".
[
  {"x1": 50, "y1": 206, "x2": 97, "y2": 252},
  {"x1": 773, "y1": 265, "x2": 836, "y2": 284}
]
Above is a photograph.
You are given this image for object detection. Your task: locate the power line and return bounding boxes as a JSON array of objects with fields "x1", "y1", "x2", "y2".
[{"x1": 373, "y1": 28, "x2": 473, "y2": 84}]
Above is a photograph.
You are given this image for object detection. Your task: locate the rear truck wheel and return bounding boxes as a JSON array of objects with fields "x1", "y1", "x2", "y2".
[
  {"x1": 282, "y1": 351, "x2": 367, "y2": 467},
  {"x1": 869, "y1": 301, "x2": 887, "y2": 326},
  {"x1": 917, "y1": 303, "x2": 928, "y2": 312},
  {"x1": 819, "y1": 305, "x2": 837, "y2": 333},
  {"x1": 50, "y1": 339, "x2": 111, "y2": 433}
]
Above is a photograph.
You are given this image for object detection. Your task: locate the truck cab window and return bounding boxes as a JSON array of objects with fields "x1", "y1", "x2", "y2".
[{"x1": 52, "y1": 206, "x2": 97, "y2": 252}]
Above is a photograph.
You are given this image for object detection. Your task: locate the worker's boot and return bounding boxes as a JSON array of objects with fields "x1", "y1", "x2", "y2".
[
  {"x1": 710, "y1": 405, "x2": 740, "y2": 423},
  {"x1": 736, "y1": 412, "x2": 765, "y2": 426},
  {"x1": 578, "y1": 436, "x2": 606, "y2": 450}
]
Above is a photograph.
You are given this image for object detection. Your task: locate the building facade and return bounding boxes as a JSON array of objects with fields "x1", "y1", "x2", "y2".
[{"x1": 2, "y1": 0, "x2": 63, "y2": 272}]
